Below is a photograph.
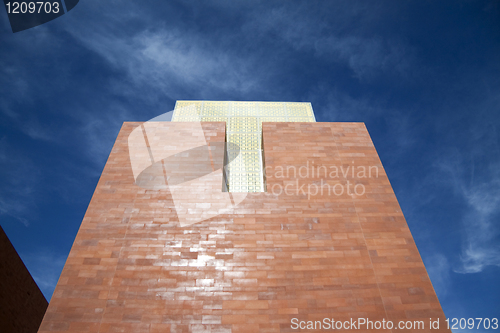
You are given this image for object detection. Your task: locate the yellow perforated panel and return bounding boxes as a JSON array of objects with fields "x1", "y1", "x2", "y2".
[
  {"x1": 172, "y1": 101, "x2": 316, "y2": 192},
  {"x1": 227, "y1": 133, "x2": 261, "y2": 150}
]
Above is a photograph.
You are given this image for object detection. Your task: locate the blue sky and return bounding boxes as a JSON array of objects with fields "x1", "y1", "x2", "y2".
[{"x1": 1, "y1": 0, "x2": 499, "y2": 330}]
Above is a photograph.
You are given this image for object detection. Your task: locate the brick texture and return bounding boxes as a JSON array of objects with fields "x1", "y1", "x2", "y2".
[
  {"x1": 0, "y1": 225, "x2": 48, "y2": 333},
  {"x1": 38, "y1": 122, "x2": 450, "y2": 332}
]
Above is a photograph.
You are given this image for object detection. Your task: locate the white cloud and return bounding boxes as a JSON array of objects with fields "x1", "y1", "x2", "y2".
[
  {"x1": 0, "y1": 66, "x2": 61, "y2": 143},
  {"x1": 73, "y1": 103, "x2": 133, "y2": 164},
  {"x1": 0, "y1": 198, "x2": 30, "y2": 226},
  {"x1": 0, "y1": 137, "x2": 39, "y2": 226},
  {"x1": 455, "y1": 184, "x2": 500, "y2": 273},
  {"x1": 306, "y1": 85, "x2": 375, "y2": 121},
  {"x1": 314, "y1": 36, "x2": 413, "y2": 80},
  {"x1": 437, "y1": 157, "x2": 500, "y2": 274},
  {"x1": 425, "y1": 253, "x2": 451, "y2": 297},
  {"x1": 244, "y1": 4, "x2": 415, "y2": 81},
  {"x1": 22, "y1": 250, "x2": 67, "y2": 301},
  {"x1": 64, "y1": 21, "x2": 262, "y2": 103}
]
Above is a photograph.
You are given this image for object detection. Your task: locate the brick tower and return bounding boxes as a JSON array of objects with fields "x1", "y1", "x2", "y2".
[
  {"x1": 38, "y1": 101, "x2": 450, "y2": 332},
  {"x1": 1, "y1": 225, "x2": 48, "y2": 333}
]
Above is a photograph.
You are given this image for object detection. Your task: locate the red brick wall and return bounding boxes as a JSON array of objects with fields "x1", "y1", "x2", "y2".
[
  {"x1": 262, "y1": 122, "x2": 449, "y2": 332},
  {"x1": 0, "y1": 225, "x2": 48, "y2": 333},
  {"x1": 38, "y1": 121, "x2": 449, "y2": 332}
]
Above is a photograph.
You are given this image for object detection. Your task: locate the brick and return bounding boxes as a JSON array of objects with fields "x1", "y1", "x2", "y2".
[
  {"x1": 0, "y1": 226, "x2": 48, "y2": 333},
  {"x1": 37, "y1": 120, "x2": 450, "y2": 333}
]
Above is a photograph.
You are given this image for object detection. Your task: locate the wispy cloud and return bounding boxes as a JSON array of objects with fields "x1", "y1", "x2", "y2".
[
  {"x1": 430, "y1": 88, "x2": 500, "y2": 274},
  {"x1": 306, "y1": 85, "x2": 375, "y2": 121},
  {"x1": 456, "y1": 181, "x2": 500, "y2": 273},
  {"x1": 315, "y1": 35, "x2": 413, "y2": 81},
  {"x1": 425, "y1": 253, "x2": 451, "y2": 297},
  {"x1": 0, "y1": 137, "x2": 40, "y2": 226},
  {"x1": 0, "y1": 197, "x2": 30, "y2": 226},
  {"x1": 64, "y1": 17, "x2": 263, "y2": 103},
  {"x1": 437, "y1": 156, "x2": 500, "y2": 274},
  {"x1": 0, "y1": 48, "x2": 67, "y2": 143},
  {"x1": 72, "y1": 102, "x2": 134, "y2": 164},
  {"x1": 244, "y1": 3, "x2": 415, "y2": 81},
  {"x1": 22, "y1": 250, "x2": 67, "y2": 300}
]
